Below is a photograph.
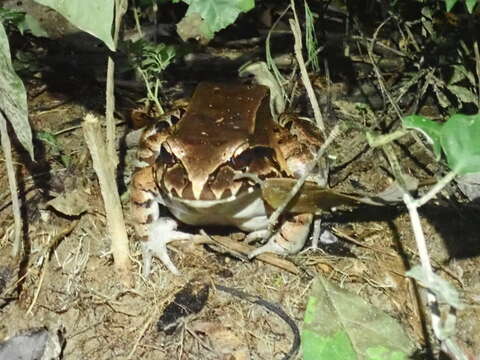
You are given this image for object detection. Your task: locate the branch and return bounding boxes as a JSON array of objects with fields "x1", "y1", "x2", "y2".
[
  {"x1": 105, "y1": 0, "x2": 128, "y2": 167},
  {"x1": 82, "y1": 114, "x2": 132, "y2": 287},
  {"x1": 289, "y1": 0, "x2": 325, "y2": 133},
  {"x1": 0, "y1": 111, "x2": 22, "y2": 257}
]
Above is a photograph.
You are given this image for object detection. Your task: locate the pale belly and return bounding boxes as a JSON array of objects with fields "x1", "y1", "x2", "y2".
[{"x1": 161, "y1": 187, "x2": 269, "y2": 232}]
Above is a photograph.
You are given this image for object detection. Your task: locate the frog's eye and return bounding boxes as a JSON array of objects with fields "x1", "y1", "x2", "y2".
[
  {"x1": 231, "y1": 146, "x2": 277, "y2": 173},
  {"x1": 232, "y1": 142, "x2": 249, "y2": 158},
  {"x1": 158, "y1": 146, "x2": 175, "y2": 166},
  {"x1": 231, "y1": 148, "x2": 253, "y2": 170}
]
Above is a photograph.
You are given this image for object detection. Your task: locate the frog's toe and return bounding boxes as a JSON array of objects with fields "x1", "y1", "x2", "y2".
[
  {"x1": 142, "y1": 217, "x2": 193, "y2": 276},
  {"x1": 143, "y1": 240, "x2": 180, "y2": 276},
  {"x1": 245, "y1": 229, "x2": 269, "y2": 244},
  {"x1": 248, "y1": 239, "x2": 286, "y2": 259}
]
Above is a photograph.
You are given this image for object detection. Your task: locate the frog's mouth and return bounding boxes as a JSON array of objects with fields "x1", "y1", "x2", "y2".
[{"x1": 161, "y1": 184, "x2": 269, "y2": 231}]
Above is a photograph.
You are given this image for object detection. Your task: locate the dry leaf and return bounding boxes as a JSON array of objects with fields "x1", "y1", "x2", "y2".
[{"x1": 47, "y1": 189, "x2": 89, "y2": 216}]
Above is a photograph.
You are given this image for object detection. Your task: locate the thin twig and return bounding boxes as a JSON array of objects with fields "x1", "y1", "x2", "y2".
[
  {"x1": 266, "y1": 4, "x2": 290, "y2": 104},
  {"x1": 289, "y1": 0, "x2": 325, "y2": 133},
  {"x1": 26, "y1": 260, "x2": 47, "y2": 315},
  {"x1": 366, "y1": 16, "x2": 403, "y2": 121},
  {"x1": 0, "y1": 111, "x2": 22, "y2": 257},
  {"x1": 196, "y1": 231, "x2": 300, "y2": 274},
  {"x1": 474, "y1": 41, "x2": 480, "y2": 109},
  {"x1": 106, "y1": 0, "x2": 128, "y2": 167},
  {"x1": 127, "y1": 309, "x2": 158, "y2": 359}
]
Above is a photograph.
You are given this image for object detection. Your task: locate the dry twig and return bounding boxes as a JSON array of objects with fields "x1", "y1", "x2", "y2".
[
  {"x1": 0, "y1": 111, "x2": 22, "y2": 257},
  {"x1": 195, "y1": 232, "x2": 300, "y2": 275},
  {"x1": 106, "y1": 0, "x2": 128, "y2": 167},
  {"x1": 289, "y1": 0, "x2": 325, "y2": 133},
  {"x1": 82, "y1": 114, "x2": 132, "y2": 287}
]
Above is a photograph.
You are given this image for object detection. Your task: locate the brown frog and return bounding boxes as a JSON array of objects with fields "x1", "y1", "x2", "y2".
[{"x1": 131, "y1": 82, "x2": 325, "y2": 275}]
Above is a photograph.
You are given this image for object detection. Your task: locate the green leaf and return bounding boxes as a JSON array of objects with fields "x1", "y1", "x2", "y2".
[
  {"x1": 440, "y1": 114, "x2": 480, "y2": 174},
  {"x1": 32, "y1": 0, "x2": 115, "y2": 51},
  {"x1": 179, "y1": 0, "x2": 255, "y2": 42},
  {"x1": 406, "y1": 265, "x2": 464, "y2": 310},
  {"x1": 466, "y1": 0, "x2": 478, "y2": 12},
  {"x1": 36, "y1": 131, "x2": 60, "y2": 150},
  {"x1": 0, "y1": 8, "x2": 26, "y2": 27},
  {"x1": 59, "y1": 154, "x2": 71, "y2": 168},
  {"x1": 0, "y1": 22, "x2": 34, "y2": 159},
  {"x1": 403, "y1": 115, "x2": 443, "y2": 161},
  {"x1": 303, "y1": 329, "x2": 356, "y2": 360},
  {"x1": 445, "y1": 0, "x2": 459, "y2": 11},
  {"x1": 302, "y1": 276, "x2": 414, "y2": 360}
]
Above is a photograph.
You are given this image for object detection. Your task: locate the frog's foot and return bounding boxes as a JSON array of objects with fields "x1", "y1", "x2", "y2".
[
  {"x1": 248, "y1": 213, "x2": 313, "y2": 259},
  {"x1": 302, "y1": 217, "x2": 341, "y2": 253},
  {"x1": 245, "y1": 230, "x2": 269, "y2": 244},
  {"x1": 143, "y1": 217, "x2": 193, "y2": 277}
]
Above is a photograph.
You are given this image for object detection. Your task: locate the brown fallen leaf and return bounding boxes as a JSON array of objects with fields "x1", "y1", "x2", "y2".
[{"x1": 46, "y1": 188, "x2": 89, "y2": 216}]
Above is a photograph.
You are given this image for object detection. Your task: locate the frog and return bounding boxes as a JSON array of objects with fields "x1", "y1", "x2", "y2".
[{"x1": 130, "y1": 82, "x2": 326, "y2": 275}]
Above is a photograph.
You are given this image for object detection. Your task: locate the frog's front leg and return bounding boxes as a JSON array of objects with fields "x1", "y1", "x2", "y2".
[
  {"x1": 131, "y1": 166, "x2": 192, "y2": 276},
  {"x1": 247, "y1": 213, "x2": 313, "y2": 259}
]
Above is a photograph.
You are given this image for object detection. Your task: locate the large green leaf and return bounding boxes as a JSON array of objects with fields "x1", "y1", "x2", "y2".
[
  {"x1": 180, "y1": 0, "x2": 254, "y2": 41},
  {"x1": 404, "y1": 114, "x2": 480, "y2": 174},
  {"x1": 0, "y1": 23, "x2": 33, "y2": 159},
  {"x1": 441, "y1": 114, "x2": 480, "y2": 174},
  {"x1": 302, "y1": 276, "x2": 414, "y2": 360},
  {"x1": 32, "y1": 0, "x2": 115, "y2": 50}
]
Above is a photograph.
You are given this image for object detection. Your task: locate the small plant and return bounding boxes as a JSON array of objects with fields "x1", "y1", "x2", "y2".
[
  {"x1": 384, "y1": 113, "x2": 480, "y2": 358},
  {"x1": 304, "y1": 1, "x2": 320, "y2": 73},
  {"x1": 128, "y1": 40, "x2": 176, "y2": 114},
  {"x1": 36, "y1": 131, "x2": 71, "y2": 168},
  {"x1": 0, "y1": 8, "x2": 25, "y2": 27}
]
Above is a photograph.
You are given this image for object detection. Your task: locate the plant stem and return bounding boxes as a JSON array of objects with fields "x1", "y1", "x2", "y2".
[
  {"x1": 367, "y1": 129, "x2": 408, "y2": 147},
  {"x1": 413, "y1": 170, "x2": 457, "y2": 208},
  {"x1": 132, "y1": 0, "x2": 143, "y2": 39},
  {"x1": 0, "y1": 112, "x2": 22, "y2": 257},
  {"x1": 289, "y1": 0, "x2": 325, "y2": 133},
  {"x1": 403, "y1": 193, "x2": 442, "y2": 335},
  {"x1": 106, "y1": 0, "x2": 128, "y2": 167}
]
